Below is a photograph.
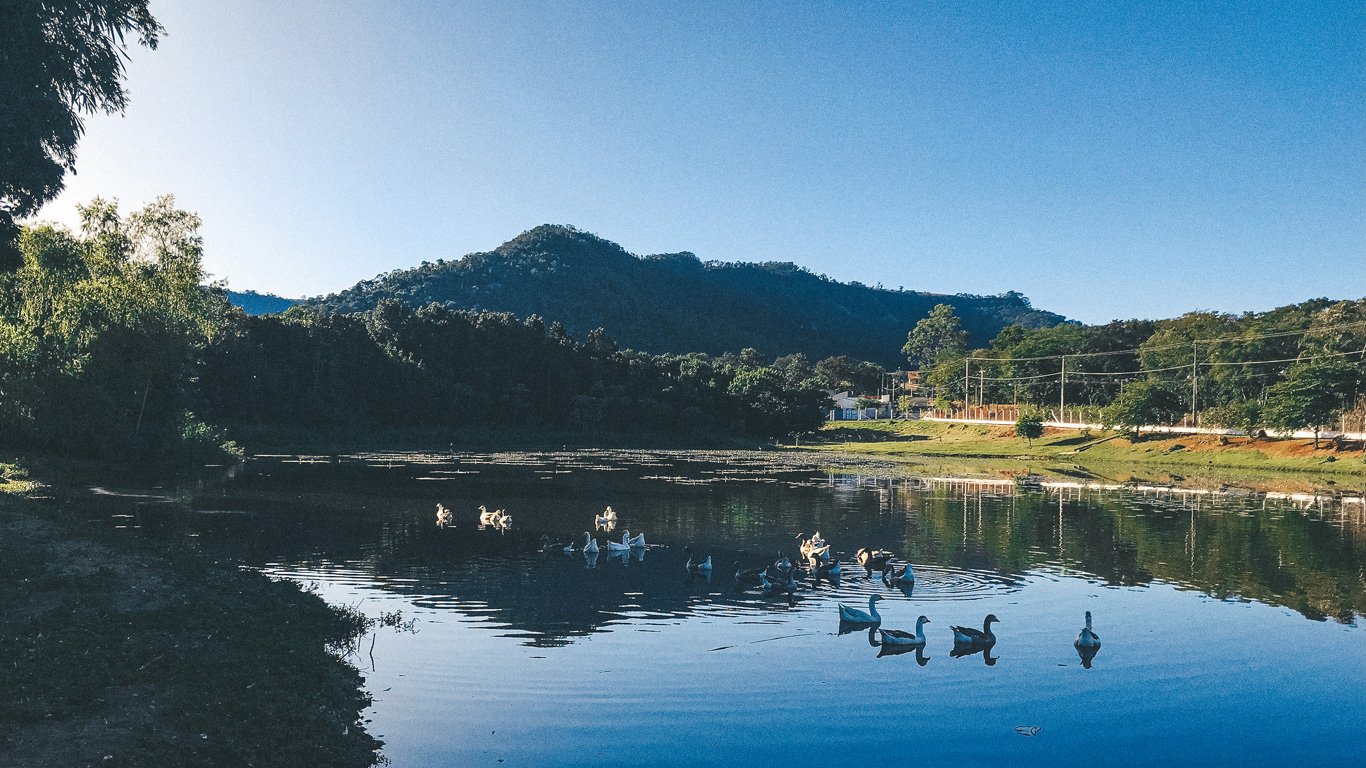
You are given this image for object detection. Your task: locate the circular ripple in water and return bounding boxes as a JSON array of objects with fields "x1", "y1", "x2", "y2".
[{"x1": 806, "y1": 563, "x2": 1023, "y2": 604}]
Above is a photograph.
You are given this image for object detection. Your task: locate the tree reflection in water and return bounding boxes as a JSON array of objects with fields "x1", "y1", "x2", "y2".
[{"x1": 115, "y1": 451, "x2": 1366, "y2": 648}]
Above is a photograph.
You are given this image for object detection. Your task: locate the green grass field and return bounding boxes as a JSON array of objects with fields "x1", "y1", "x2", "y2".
[{"x1": 796, "y1": 420, "x2": 1365, "y2": 489}]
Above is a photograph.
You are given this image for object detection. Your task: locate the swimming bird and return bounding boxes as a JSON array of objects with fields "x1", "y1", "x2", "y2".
[
  {"x1": 606, "y1": 537, "x2": 632, "y2": 553},
  {"x1": 622, "y1": 530, "x2": 646, "y2": 548},
  {"x1": 733, "y1": 561, "x2": 766, "y2": 587},
  {"x1": 878, "y1": 615, "x2": 930, "y2": 647},
  {"x1": 856, "y1": 547, "x2": 894, "y2": 576},
  {"x1": 1075, "y1": 611, "x2": 1101, "y2": 649},
  {"x1": 837, "y1": 594, "x2": 883, "y2": 624},
  {"x1": 809, "y1": 555, "x2": 841, "y2": 582},
  {"x1": 796, "y1": 533, "x2": 830, "y2": 562},
  {"x1": 882, "y1": 561, "x2": 914, "y2": 587},
  {"x1": 540, "y1": 534, "x2": 574, "y2": 553},
  {"x1": 951, "y1": 614, "x2": 999, "y2": 645},
  {"x1": 594, "y1": 506, "x2": 619, "y2": 529},
  {"x1": 478, "y1": 505, "x2": 497, "y2": 525},
  {"x1": 581, "y1": 532, "x2": 600, "y2": 554},
  {"x1": 491, "y1": 509, "x2": 512, "y2": 528},
  {"x1": 685, "y1": 547, "x2": 712, "y2": 574},
  {"x1": 435, "y1": 504, "x2": 454, "y2": 528}
]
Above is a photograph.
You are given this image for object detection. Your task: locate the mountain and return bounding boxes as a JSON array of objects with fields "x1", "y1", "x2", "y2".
[
  {"x1": 226, "y1": 290, "x2": 298, "y2": 315},
  {"x1": 300, "y1": 225, "x2": 1066, "y2": 367}
]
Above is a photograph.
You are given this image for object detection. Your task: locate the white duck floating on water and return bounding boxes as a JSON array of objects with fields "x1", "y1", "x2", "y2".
[
  {"x1": 797, "y1": 533, "x2": 830, "y2": 562},
  {"x1": 477, "y1": 505, "x2": 497, "y2": 525},
  {"x1": 621, "y1": 530, "x2": 645, "y2": 548},
  {"x1": 1075, "y1": 611, "x2": 1101, "y2": 648},
  {"x1": 581, "y1": 532, "x2": 600, "y2": 554},
  {"x1": 951, "y1": 614, "x2": 999, "y2": 645},
  {"x1": 878, "y1": 615, "x2": 930, "y2": 646},
  {"x1": 838, "y1": 594, "x2": 883, "y2": 624},
  {"x1": 594, "y1": 506, "x2": 619, "y2": 529},
  {"x1": 435, "y1": 503, "x2": 454, "y2": 528}
]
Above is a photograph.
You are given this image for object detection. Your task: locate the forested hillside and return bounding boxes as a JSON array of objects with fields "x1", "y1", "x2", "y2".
[{"x1": 301, "y1": 225, "x2": 1065, "y2": 367}]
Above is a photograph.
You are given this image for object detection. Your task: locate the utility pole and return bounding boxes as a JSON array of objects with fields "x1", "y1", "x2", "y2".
[
  {"x1": 978, "y1": 369, "x2": 984, "y2": 409},
  {"x1": 1059, "y1": 356, "x2": 1066, "y2": 423},
  {"x1": 964, "y1": 358, "x2": 970, "y2": 418},
  {"x1": 1191, "y1": 342, "x2": 1199, "y2": 428}
]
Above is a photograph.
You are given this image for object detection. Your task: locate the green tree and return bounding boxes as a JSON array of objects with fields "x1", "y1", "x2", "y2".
[
  {"x1": 0, "y1": 0, "x2": 163, "y2": 269},
  {"x1": 1264, "y1": 360, "x2": 1359, "y2": 447},
  {"x1": 0, "y1": 196, "x2": 226, "y2": 457},
  {"x1": 902, "y1": 303, "x2": 968, "y2": 369},
  {"x1": 1014, "y1": 410, "x2": 1044, "y2": 446},
  {"x1": 1101, "y1": 381, "x2": 1183, "y2": 439}
]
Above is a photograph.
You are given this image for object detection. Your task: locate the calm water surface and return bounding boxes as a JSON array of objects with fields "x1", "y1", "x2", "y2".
[{"x1": 118, "y1": 451, "x2": 1366, "y2": 766}]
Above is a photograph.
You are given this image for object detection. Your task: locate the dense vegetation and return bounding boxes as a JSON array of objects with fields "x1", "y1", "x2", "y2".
[
  {"x1": 0, "y1": 202, "x2": 843, "y2": 460},
  {"x1": 198, "y1": 302, "x2": 832, "y2": 441},
  {"x1": 300, "y1": 224, "x2": 1065, "y2": 367},
  {"x1": 913, "y1": 300, "x2": 1366, "y2": 439},
  {"x1": 0, "y1": 197, "x2": 230, "y2": 460},
  {"x1": 0, "y1": 0, "x2": 161, "y2": 270}
]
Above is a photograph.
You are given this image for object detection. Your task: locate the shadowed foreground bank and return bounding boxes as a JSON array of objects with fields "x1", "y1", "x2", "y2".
[{"x1": 0, "y1": 477, "x2": 382, "y2": 768}]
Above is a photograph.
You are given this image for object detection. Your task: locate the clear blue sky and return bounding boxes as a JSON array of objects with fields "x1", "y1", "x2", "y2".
[{"x1": 38, "y1": 0, "x2": 1365, "y2": 323}]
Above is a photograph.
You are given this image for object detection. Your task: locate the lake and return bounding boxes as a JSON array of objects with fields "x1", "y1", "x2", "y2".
[{"x1": 103, "y1": 450, "x2": 1365, "y2": 766}]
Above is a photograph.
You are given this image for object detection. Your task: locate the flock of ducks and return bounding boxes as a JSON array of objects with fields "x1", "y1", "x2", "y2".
[{"x1": 437, "y1": 508, "x2": 1103, "y2": 665}]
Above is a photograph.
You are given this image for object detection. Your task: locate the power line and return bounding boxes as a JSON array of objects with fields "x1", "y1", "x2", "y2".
[
  {"x1": 964, "y1": 319, "x2": 1366, "y2": 363},
  {"x1": 969, "y1": 348, "x2": 1364, "y2": 384}
]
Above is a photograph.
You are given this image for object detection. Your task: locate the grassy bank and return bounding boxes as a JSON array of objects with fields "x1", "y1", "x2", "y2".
[
  {"x1": 0, "y1": 460, "x2": 382, "y2": 768},
  {"x1": 797, "y1": 420, "x2": 1366, "y2": 490}
]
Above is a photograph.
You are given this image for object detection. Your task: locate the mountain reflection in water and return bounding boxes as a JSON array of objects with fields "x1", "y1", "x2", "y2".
[
  {"x1": 128, "y1": 451, "x2": 1366, "y2": 646},
  {"x1": 88, "y1": 450, "x2": 1364, "y2": 766}
]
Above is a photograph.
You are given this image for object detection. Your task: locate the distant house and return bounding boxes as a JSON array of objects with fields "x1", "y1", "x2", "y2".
[{"x1": 826, "y1": 391, "x2": 890, "y2": 421}]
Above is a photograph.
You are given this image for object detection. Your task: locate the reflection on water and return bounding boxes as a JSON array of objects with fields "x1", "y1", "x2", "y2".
[{"x1": 89, "y1": 450, "x2": 1365, "y2": 765}]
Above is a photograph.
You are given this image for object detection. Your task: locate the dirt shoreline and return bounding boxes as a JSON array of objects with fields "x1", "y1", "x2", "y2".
[{"x1": 0, "y1": 478, "x2": 382, "y2": 768}]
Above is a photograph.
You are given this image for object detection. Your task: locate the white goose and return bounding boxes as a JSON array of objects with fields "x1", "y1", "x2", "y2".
[
  {"x1": 797, "y1": 533, "x2": 830, "y2": 562},
  {"x1": 951, "y1": 614, "x2": 999, "y2": 645},
  {"x1": 492, "y1": 509, "x2": 512, "y2": 528},
  {"x1": 878, "y1": 615, "x2": 930, "y2": 646},
  {"x1": 1075, "y1": 611, "x2": 1101, "y2": 648},
  {"x1": 837, "y1": 594, "x2": 883, "y2": 624},
  {"x1": 622, "y1": 530, "x2": 645, "y2": 548},
  {"x1": 435, "y1": 504, "x2": 453, "y2": 528},
  {"x1": 606, "y1": 535, "x2": 632, "y2": 553},
  {"x1": 581, "y1": 532, "x2": 600, "y2": 554},
  {"x1": 594, "y1": 506, "x2": 619, "y2": 529},
  {"x1": 477, "y1": 505, "x2": 497, "y2": 525}
]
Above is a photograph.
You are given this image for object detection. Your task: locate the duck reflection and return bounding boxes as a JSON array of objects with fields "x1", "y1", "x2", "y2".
[
  {"x1": 877, "y1": 643, "x2": 931, "y2": 665},
  {"x1": 837, "y1": 620, "x2": 875, "y2": 637},
  {"x1": 949, "y1": 642, "x2": 998, "y2": 666},
  {"x1": 1076, "y1": 642, "x2": 1100, "y2": 669},
  {"x1": 582, "y1": 549, "x2": 599, "y2": 569}
]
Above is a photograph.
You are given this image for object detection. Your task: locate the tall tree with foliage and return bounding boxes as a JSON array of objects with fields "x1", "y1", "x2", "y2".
[
  {"x1": 1101, "y1": 381, "x2": 1184, "y2": 439},
  {"x1": 0, "y1": 196, "x2": 227, "y2": 457},
  {"x1": 0, "y1": 0, "x2": 162, "y2": 270},
  {"x1": 903, "y1": 303, "x2": 969, "y2": 369},
  {"x1": 1263, "y1": 360, "x2": 1360, "y2": 447}
]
